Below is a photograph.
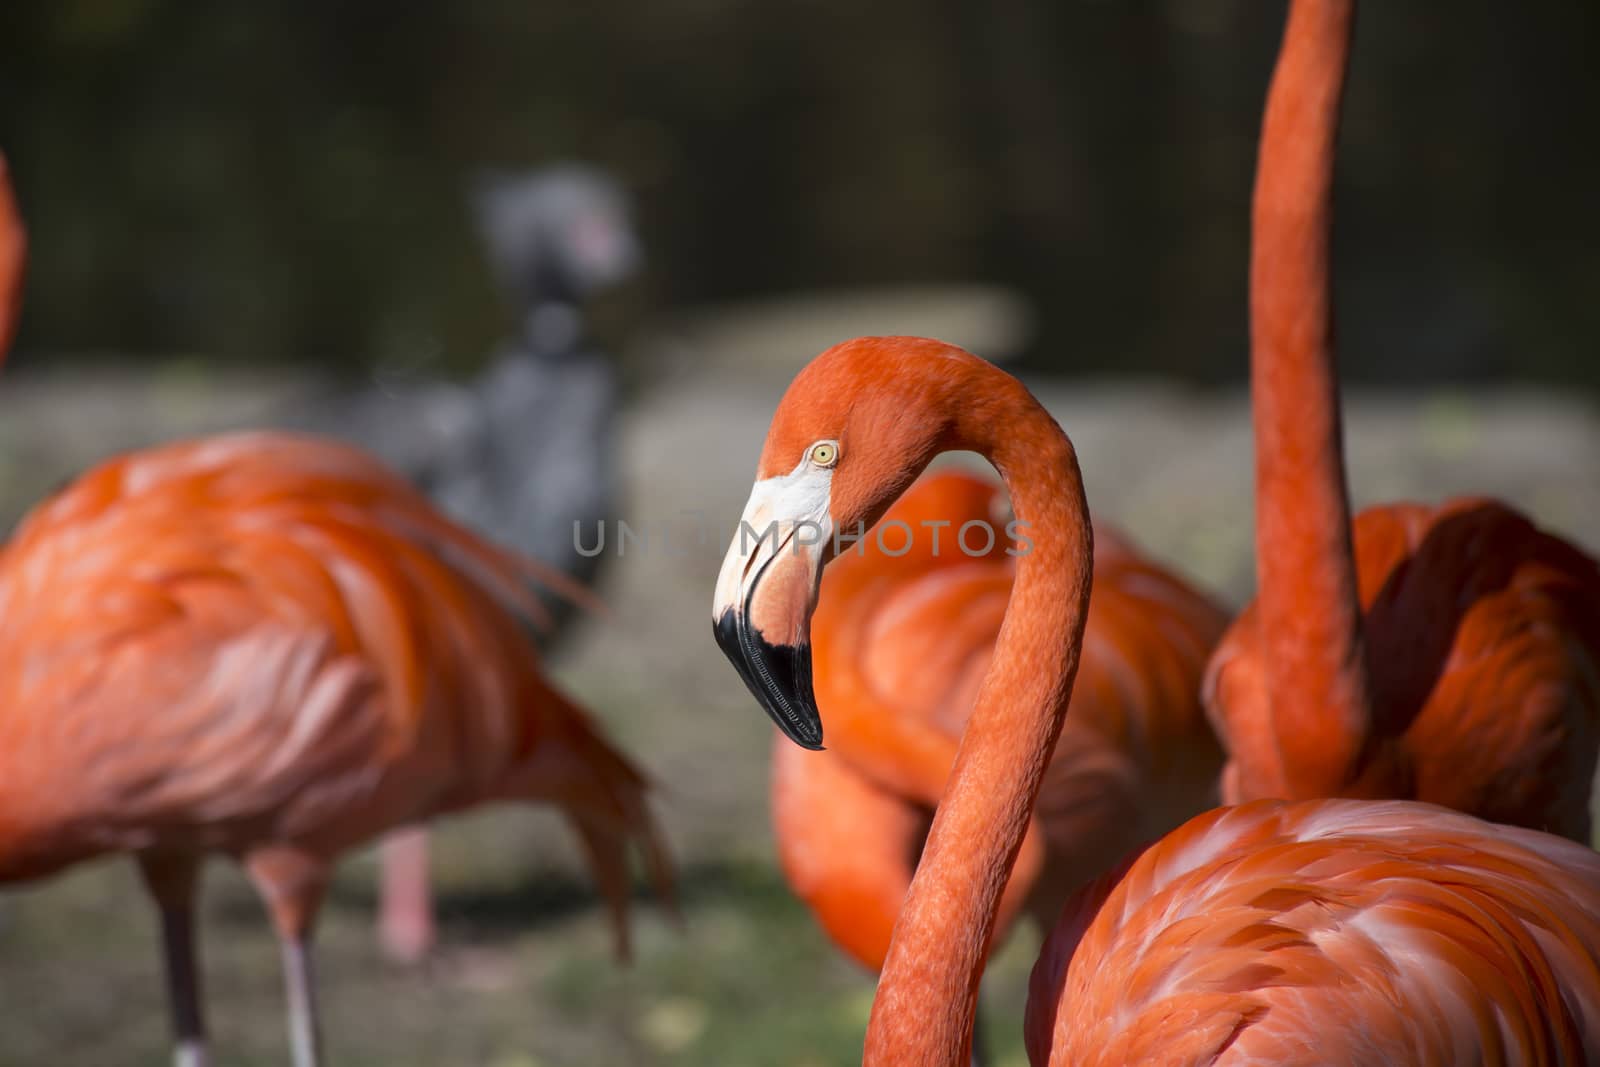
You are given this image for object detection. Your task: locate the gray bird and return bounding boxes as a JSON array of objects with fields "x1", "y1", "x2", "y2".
[
  {"x1": 301, "y1": 163, "x2": 643, "y2": 963},
  {"x1": 324, "y1": 163, "x2": 639, "y2": 633}
]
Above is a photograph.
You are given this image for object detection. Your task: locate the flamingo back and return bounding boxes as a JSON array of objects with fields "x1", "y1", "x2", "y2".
[
  {"x1": 1026, "y1": 798, "x2": 1600, "y2": 1067},
  {"x1": 1206, "y1": 497, "x2": 1600, "y2": 839},
  {"x1": 0, "y1": 432, "x2": 670, "y2": 930}
]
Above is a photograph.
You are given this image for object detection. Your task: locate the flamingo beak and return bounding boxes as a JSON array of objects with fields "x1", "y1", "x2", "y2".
[{"x1": 712, "y1": 476, "x2": 832, "y2": 750}]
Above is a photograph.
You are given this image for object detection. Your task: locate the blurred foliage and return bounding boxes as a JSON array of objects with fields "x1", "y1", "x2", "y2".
[{"x1": 1, "y1": 1, "x2": 1597, "y2": 384}]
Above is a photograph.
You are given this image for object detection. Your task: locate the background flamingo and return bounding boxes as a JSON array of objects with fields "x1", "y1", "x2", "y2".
[
  {"x1": 1203, "y1": 0, "x2": 1600, "y2": 834},
  {"x1": 771, "y1": 467, "x2": 1225, "y2": 1050},
  {"x1": 715, "y1": 334, "x2": 1600, "y2": 1066},
  {"x1": 0, "y1": 432, "x2": 672, "y2": 1067}
]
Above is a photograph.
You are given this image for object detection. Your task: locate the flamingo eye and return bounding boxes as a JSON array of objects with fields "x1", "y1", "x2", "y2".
[{"x1": 808, "y1": 440, "x2": 839, "y2": 468}]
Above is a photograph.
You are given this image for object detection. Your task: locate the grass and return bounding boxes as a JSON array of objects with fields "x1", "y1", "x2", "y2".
[{"x1": 0, "y1": 829, "x2": 1037, "y2": 1066}]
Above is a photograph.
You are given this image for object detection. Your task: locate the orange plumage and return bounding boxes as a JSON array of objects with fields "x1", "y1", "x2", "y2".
[
  {"x1": 0, "y1": 432, "x2": 671, "y2": 1065},
  {"x1": 1204, "y1": 0, "x2": 1600, "y2": 835},
  {"x1": 1210, "y1": 498, "x2": 1600, "y2": 834},
  {"x1": 1026, "y1": 798, "x2": 1600, "y2": 1066},
  {"x1": 718, "y1": 335, "x2": 1600, "y2": 1067},
  {"x1": 1027, "y1": 2, "x2": 1600, "y2": 1060},
  {"x1": 772, "y1": 468, "x2": 1226, "y2": 972}
]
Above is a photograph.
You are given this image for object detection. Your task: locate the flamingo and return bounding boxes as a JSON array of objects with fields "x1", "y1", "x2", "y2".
[
  {"x1": 1204, "y1": 0, "x2": 1600, "y2": 830},
  {"x1": 0, "y1": 433, "x2": 673, "y2": 1067},
  {"x1": 713, "y1": 334, "x2": 1600, "y2": 1065},
  {"x1": 771, "y1": 467, "x2": 1225, "y2": 1049}
]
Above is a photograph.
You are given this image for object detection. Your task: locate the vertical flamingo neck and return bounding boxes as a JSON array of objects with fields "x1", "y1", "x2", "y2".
[
  {"x1": 864, "y1": 362, "x2": 1092, "y2": 1066},
  {"x1": 1251, "y1": 0, "x2": 1372, "y2": 796}
]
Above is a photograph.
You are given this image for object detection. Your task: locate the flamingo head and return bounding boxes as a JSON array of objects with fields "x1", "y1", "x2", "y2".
[{"x1": 712, "y1": 336, "x2": 985, "y2": 749}]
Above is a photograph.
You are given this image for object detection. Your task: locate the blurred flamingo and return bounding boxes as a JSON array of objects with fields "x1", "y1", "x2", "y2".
[
  {"x1": 1204, "y1": 0, "x2": 1600, "y2": 834},
  {"x1": 0, "y1": 432, "x2": 672, "y2": 1067},
  {"x1": 713, "y1": 334, "x2": 1600, "y2": 1066},
  {"x1": 770, "y1": 468, "x2": 1225, "y2": 1056}
]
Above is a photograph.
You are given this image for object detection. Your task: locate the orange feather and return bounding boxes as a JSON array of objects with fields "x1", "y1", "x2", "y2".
[
  {"x1": 1210, "y1": 497, "x2": 1600, "y2": 835},
  {"x1": 1026, "y1": 799, "x2": 1600, "y2": 1065}
]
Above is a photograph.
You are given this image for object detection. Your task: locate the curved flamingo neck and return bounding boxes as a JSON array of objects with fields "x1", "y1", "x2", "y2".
[
  {"x1": 863, "y1": 360, "x2": 1092, "y2": 1066},
  {"x1": 1251, "y1": 0, "x2": 1372, "y2": 796}
]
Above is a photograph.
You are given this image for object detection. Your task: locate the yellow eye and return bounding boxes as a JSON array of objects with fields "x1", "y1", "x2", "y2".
[{"x1": 809, "y1": 440, "x2": 839, "y2": 468}]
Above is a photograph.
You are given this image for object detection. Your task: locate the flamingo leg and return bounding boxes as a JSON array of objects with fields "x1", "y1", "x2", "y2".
[
  {"x1": 279, "y1": 935, "x2": 323, "y2": 1067},
  {"x1": 136, "y1": 852, "x2": 211, "y2": 1067},
  {"x1": 378, "y1": 827, "x2": 435, "y2": 963},
  {"x1": 246, "y1": 846, "x2": 330, "y2": 1067}
]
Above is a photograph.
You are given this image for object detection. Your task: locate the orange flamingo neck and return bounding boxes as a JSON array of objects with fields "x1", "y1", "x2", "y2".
[
  {"x1": 863, "y1": 359, "x2": 1092, "y2": 1066},
  {"x1": 1250, "y1": 0, "x2": 1372, "y2": 796}
]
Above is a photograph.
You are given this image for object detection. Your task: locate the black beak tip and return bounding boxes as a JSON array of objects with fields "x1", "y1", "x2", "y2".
[
  {"x1": 713, "y1": 609, "x2": 825, "y2": 751},
  {"x1": 786, "y1": 721, "x2": 826, "y2": 752}
]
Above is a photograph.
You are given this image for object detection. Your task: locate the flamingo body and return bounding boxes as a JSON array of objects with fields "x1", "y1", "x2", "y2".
[
  {"x1": 1209, "y1": 498, "x2": 1600, "y2": 837},
  {"x1": 0, "y1": 432, "x2": 662, "y2": 880},
  {"x1": 0, "y1": 431, "x2": 670, "y2": 1062},
  {"x1": 1025, "y1": 798, "x2": 1600, "y2": 1066}
]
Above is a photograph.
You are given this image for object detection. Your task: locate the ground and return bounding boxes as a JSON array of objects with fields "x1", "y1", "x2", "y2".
[{"x1": 1, "y1": 334, "x2": 1597, "y2": 1065}]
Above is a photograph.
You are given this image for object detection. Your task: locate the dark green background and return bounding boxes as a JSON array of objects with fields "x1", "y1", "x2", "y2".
[{"x1": 2, "y1": 1, "x2": 1596, "y2": 385}]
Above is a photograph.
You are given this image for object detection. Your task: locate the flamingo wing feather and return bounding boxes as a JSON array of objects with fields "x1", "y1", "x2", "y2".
[{"x1": 1029, "y1": 799, "x2": 1600, "y2": 1066}]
